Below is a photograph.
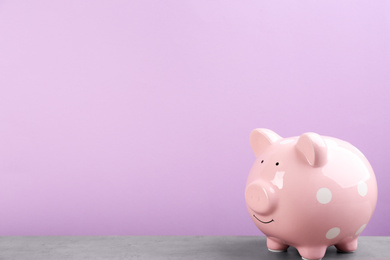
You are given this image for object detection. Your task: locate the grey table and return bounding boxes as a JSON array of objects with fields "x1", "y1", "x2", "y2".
[{"x1": 0, "y1": 236, "x2": 388, "y2": 260}]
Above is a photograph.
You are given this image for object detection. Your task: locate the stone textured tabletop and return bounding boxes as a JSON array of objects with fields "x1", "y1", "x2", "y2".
[{"x1": 0, "y1": 236, "x2": 388, "y2": 260}]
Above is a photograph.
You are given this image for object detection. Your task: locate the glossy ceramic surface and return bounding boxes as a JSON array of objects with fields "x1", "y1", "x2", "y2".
[{"x1": 245, "y1": 129, "x2": 377, "y2": 260}]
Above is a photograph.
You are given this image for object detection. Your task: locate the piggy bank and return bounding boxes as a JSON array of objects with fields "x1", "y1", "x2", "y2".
[{"x1": 245, "y1": 129, "x2": 377, "y2": 260}]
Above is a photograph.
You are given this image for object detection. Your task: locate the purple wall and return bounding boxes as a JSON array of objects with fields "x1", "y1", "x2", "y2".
[{"x1": 0, "y1": 1, "x2": 389, "y2": 236}]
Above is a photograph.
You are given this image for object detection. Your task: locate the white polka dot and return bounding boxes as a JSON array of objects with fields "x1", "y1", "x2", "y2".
[
  {"x1": 355, "y1": 224, "x2": 367, "y2": 235},
  {"x1": 358, "y1": 182, "x2": 368, "y2": 197},
  {"x1": 317, "y1": 188, "x2": 332, "y2": 204},
  {"x1": 326, "y1": 227, "x2": 340, "y2": 239}
]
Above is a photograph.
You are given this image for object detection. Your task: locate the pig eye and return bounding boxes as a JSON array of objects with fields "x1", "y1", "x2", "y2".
[
  {"x1": 261, "y1": 160, "x2": 264, "y2": 163},
  {"x1": 275, "y1": 162, "x2": 279, "y2": 166}
]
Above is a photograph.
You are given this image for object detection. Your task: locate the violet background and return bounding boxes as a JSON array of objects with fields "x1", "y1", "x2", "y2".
[{"x1": 0, "y1": 1, "x2": 389, "y2": 236}]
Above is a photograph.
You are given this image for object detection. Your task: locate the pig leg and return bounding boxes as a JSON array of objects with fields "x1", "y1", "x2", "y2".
[
  {"x1": 335, "y1": 237, "x2": 358, "y2": 253},
  {"x1": 297, "y1": 245, "x2": 327, "y2": 260},
  {"x1": 266, "y1": 237, "x2": 289, "y2": 252}
]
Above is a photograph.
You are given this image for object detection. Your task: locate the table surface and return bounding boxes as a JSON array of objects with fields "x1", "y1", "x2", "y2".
[{"x1": 0, "y1": 236, "x2": 388, "y2": 260}]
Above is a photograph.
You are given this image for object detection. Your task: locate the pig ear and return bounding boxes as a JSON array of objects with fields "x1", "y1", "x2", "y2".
[
  {"x1": 296, "y1": 132, "x2": 327, "y2": 167},
  {"x1": 250, "y1": 129, "x2": 282, "y2": 157}
]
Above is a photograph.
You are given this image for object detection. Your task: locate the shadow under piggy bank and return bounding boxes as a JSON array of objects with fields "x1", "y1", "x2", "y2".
[{"x1": 214, "y1": 236, "x2": 388, "y2": 260}]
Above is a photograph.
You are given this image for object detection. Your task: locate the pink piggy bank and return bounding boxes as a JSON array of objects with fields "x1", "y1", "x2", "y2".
[{"x1": 245, "y1": 129, "x2": 377, "y2": 260}]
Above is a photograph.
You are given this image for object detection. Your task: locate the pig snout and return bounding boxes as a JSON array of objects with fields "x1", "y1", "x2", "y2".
[{"x1": 245, "y1": 181, "x2": 277, "y2": 215}]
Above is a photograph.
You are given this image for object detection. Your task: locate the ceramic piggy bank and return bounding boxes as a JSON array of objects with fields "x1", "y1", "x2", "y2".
[{"x1": 245, "y1": 129, "x2": 377, "y2": 260}]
